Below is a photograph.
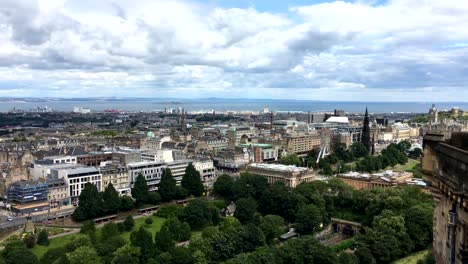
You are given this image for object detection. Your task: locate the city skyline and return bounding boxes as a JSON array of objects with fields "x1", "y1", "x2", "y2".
[{"x1": 1, "y1": 0, "x2": 468, "y2": 101}]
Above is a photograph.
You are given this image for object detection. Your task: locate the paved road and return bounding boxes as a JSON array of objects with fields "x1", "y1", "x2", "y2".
[{"x1": 0, "y1": 209, "x2": 75, "y2": 230}]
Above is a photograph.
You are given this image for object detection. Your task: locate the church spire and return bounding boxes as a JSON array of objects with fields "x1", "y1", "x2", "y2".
[{"x1": 361, "y1": 107, "x2": 371, "y2": 154}]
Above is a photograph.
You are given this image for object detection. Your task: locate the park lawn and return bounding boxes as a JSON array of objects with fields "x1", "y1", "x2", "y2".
[
  {"x1": 120, "y1": 216, "x2": 166, "y2": 241},
  {"x1": 392, "y1": 249, "x2": 429, "y2": 264},
  {"x1": 30, "y1": 216, "x2": 205, "y2": 259},
  {"x1": 31, "y1": 232, "x2": 82, "y2": 259},
  {"x1": 393, "y1": 159, "x2": 419, "y2": 173},
  {"x1": 191, "y1": 230, "x2": 203, "y2": 239},
  {"x1": 31, "y1": 216, "x2": 166, "y2": 259}
]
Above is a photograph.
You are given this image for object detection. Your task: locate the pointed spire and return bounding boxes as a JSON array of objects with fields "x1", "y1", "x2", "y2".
[{"x1": 361, "y1": 107, "x2": 371, "y2": 154}]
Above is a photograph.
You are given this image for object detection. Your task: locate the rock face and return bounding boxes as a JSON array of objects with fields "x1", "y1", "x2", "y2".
[{"x1": 422, "y1": 132, "x2": 468, "y2": 264}]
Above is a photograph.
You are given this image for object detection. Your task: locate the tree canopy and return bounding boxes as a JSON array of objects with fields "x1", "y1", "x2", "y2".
[
  {"x1": 181, "y1": 163, "x2": 204, "y2": 197},
  {"x1": 159, "y1": 168, "x2": 177, "y2": 202}
]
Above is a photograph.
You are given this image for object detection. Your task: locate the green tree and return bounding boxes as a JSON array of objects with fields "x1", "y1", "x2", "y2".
[
  {"x1": 146, "y1": 192, "x2": 161, "y2": 205},
  {"x1": 405, "y1": 204, "x2": 433, "y2": 250},
  {"x1": 355, "y1": 247, "x2": 376, "y2": 264},
  {"x1": 5, "y1": 248, "x2": 39, "y2": 264},
  {"x1": 37, "y1": 228, "x2": 49, "y2": 246},
  {"x1": 119, "y1": 196, "x2": 135, "y2": 211},
  {"x1": 101, "y1": 222, "x2": 120, "y2": 241},
  {"x1": 165, "y1": 217, "x2": 191, "y2": 242},
  {"x1": 131, "y1": 174, "x2": 149, "y2": 206},
  {"x1": 213, "y1": 174, "x2": 234, "y2": 200},
  {"x1": 64, "y1": 236, "x2": 93, "y2": 253},
  {"x1": 175, "y1": 186, "x2": 189, "y2": 200},
  {"x1": 103, "y1": 183, "x2": 121, "y2": 214},
  {"x1": 156, "y1": 204, "x2": 185, "y2": 218},
  {"x1": 2, "y1": 239, "x2": 40, "y2": 264},
  {"x1": 280, "y1": 154, "x2": 302, "y2": 166},
  {"x1": 259, "y1": 215, "x2": 285, "y2": 244},
  {"x1": 67, "y1": 246, "x2": 103, "y2": 264},
  {"x1": 182, "y1": 199, "x2": 212, "y2": 229},
  {"x1": 41, "y1": 247, "x2": 66, "y2": 264},
  {"x1": 123, "y1": 215, "x2": 135, "y2": 231},
  {"x1": 170, "y1": 247, "x2": 194, "y2": 264},
  {"x1": 258, "y1": 182, "x2": 301, "y2": 223},
  {"x1": 408, "y1": 148, "x2": 422, "y2": 159},
  {"x1": 202, "y1": 226, "x2": 219, "y2": 239},
  {"x1": 96, "y1": 236, "x2": 127, "y2": 264},
  {"x1": 159, "y1": 168, "x2": 177, "y2": 202},
  {"x1": 338, "y1": 253, "x2": 359, "y2": 264},
  {"x1": 239, "y1": 224, "x2": 266, "y2": 252},
  {"x1": 232, "y1": 173, "x2": 269, "y2": 201},
  {"x1": 111, "y1": 245, "x2": 141, "y2": 264},
  {"x1": 397, "y1": 141, "x2": 411, "y2": 152},
  {"x1": 130, "y1": 227, "x2": 154, "y2": 262},
  {"x1": 234, "y1": 197, "x2": 257, "y2": 224},
  {"x1": 72, "y1": 182, "x2": 105, "y2": 221},
  {"x1": 295, "y1": 204, "x2": 323, "y2": 235},
  {"x1": 154, "y1": 225, "x2": 175, "y2": 252},
  {"x1": 80, "y1": 220, "x2": 96, "y2": 234},
  {"x1": 350, "y1": 142, "x2": 368, "y2": 158},
  {"x1": 181, "y1": 163, "x2": 205, "y2": 197}
]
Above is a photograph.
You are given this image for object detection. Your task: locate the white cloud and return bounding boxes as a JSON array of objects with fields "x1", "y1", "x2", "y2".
[{"x1": 0, "y1": 0, "x2": 467, "y2": 101}]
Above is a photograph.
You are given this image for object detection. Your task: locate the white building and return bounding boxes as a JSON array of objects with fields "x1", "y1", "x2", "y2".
[
  {"x1": 73, "y1": 106, "x2": 91, "y2": 114},
  {"x1": 141, "y1": 149, "x2": 174, "y2": 163},
  {"x1": 43, "y1": 155, "x2": 78, "y2": 164},
  {"x1": 127, "y1": 161, "x2": 165, "y2": 191},
  {"x1": 194, "y1": 160, "x2": 217, "y2": 188},
  {"x1": 49, "y1": 165, "x2": 102, "y2": 204},
  {"x1": 166, "y1": 159, "x2": 193, "y2": 183}
]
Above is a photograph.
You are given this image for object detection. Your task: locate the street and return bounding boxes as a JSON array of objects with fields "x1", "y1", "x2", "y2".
[{"x1": 0, "y1": 207, "x2": 75, "y2": 230}]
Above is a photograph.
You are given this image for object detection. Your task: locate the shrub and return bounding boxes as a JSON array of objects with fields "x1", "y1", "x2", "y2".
[
  {"x1": 23, "y1": 234, "x2": 36, "y2": 248},
  {"x1": 117, "y1": 222, "x2": 126, "y2": 232},
  {"x1": 123, "y1": 215, "x2": 135, "y2": 231},
  {"x1": 145, "y1": 217, "x2": 153, "y2": 225},
  {"x1": 80, "y1": 220, "x2": 96, "y2": 234},
  {"x1": 37, "y1": 229, "x2": 49, "y2": 246},
  {"x1": 156, "y1": 204, "x2": 185, "y2": 218}
]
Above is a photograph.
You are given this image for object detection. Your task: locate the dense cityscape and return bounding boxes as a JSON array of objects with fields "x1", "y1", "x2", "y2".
[{"x1": 0, "y1": 102, "x2": 466, "y2": 264}]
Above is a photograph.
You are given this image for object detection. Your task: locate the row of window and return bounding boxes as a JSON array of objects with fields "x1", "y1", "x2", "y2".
[{"x1": 69, "y1": 175, "x2": 101, "y2": 184}]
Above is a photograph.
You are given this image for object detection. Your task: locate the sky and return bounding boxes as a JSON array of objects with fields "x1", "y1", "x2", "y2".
[{"x1": 0, "y1": 0, "x2": 468, "y2": 101}]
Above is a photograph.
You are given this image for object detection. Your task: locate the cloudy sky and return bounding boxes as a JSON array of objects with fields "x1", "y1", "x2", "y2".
[{"x1": 0, "y1": 0, "x2": 468, "y2": 101}]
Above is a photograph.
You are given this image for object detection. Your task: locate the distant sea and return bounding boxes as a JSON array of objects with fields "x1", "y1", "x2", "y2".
[{"x1": 1, "y1": 98, "x2": 467, "y2": 114}]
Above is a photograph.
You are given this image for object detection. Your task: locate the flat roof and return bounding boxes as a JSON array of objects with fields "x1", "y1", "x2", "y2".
[
  {"x1": 325, "y1": 116, "x2": 349, "y2": 123},
  {"x1": 239, "y1": 143, "x2": 273, "y2": 149},
  {"x1": 128, "y1": 161, "x2": 165, "y2": 167},
  {"x1": 248, "y1": 163, "x2": 309, "y2": 173}
]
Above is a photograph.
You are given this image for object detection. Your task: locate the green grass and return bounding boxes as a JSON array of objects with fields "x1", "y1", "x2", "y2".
[
  {"x1": 393, "y1": 159, "x2": 419, "y2": 173},
  {"x1": 30, "y1": 216, "x2": 207, "y2": 259},
  {"x1": 191, "y1": 230, "x2": 203, "y2": 239},
  {"x1": 329, "y1": 238, "x2": 355, "y2": 252},
  {"x1": 31, "y1": 232, "x2": 82, "y2": 259},
  {"x1": 392, "y1": 249, "x2": 429, "y2": 264},
  {"x1": 120, "y1": 216, "x2": 166, "y2": 241}
]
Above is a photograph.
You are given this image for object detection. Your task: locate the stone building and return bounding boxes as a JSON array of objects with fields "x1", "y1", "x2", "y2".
[
  {"x1": 422, "y1": 132, "x2": 468, "y2": 264},
  {"x1": 337, "y1": 170, "x2": 414, "y2": 190},
  {"x1": 244, "y1": 163, "x2": 315, "y2": 188},
  {"x1": 282, "y1": 133, "x2": 321, "y2": 156}
]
